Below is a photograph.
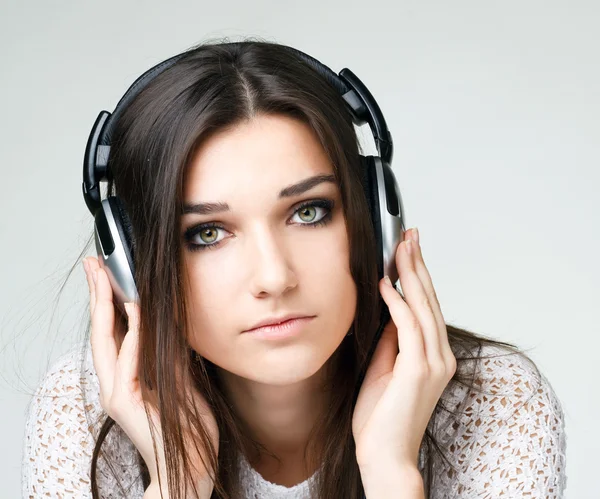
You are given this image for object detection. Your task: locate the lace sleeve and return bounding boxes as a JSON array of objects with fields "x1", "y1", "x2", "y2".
[
  {"x1": 21, "y1": 344, "x2": 145, "y2": 498},
  {"x1": 431, "y1": 345, "x2": 568, "y2": 498}
]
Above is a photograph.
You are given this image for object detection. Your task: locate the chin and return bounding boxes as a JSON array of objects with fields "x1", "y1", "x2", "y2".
[{"x1": 240, "y1": 344, "x2": 335, "y2": 385}]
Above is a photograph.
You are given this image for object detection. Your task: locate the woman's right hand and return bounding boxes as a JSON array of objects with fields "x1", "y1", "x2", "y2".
[{"x1": 83, "y1": 257, "x2": 219, "y2": 496}]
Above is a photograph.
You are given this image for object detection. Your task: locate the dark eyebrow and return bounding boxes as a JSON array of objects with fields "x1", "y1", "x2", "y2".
[{"x1": 182, "y1": 173, "x2": 336, "y2": 215}]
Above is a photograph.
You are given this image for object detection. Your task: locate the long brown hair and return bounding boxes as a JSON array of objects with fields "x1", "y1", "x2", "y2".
[{"x1": 83, "y1": 37, "x2": 537, "y2": 498}]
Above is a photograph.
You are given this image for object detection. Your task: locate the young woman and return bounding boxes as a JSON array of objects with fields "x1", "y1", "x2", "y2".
[{"x1": 22, "y1": 39, "x2": 567, "y2": 498}]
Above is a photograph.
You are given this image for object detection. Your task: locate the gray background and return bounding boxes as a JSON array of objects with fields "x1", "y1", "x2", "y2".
[{"x1": 1, "y1": 0, "x2": 598, "y2": 497}]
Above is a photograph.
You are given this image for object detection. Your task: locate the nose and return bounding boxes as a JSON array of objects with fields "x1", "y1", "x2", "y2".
[{"x1": 247, "y1": 225, "x2": 298, "y2": 298}]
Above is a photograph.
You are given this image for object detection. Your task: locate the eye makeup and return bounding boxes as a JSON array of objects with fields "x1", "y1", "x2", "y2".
[{"x1": 183, "y1": 198, "x2": 335, "y2": 252}]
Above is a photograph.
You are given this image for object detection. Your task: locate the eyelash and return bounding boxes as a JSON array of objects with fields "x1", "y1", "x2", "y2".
[{"x1": 183, "y1": 199, "x2": 335, "y2": 252}]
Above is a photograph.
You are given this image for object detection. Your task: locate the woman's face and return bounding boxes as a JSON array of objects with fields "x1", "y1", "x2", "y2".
[{"x1": 181, "y1": 114, "x2": 357, "y2": 385}]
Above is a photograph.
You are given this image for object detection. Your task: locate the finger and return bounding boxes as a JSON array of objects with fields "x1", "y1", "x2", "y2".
[
  {"x1": 113, "y1": 302, "x2": 141, "y2": 404},
  {"x1": 361, "y1": 319, "x2": 398, "y2": 386},
  {"x1": 411, "y1": 238, "x2": 453, "y2": 360},
  {"x1": 86, "y1": 257, "x2": 101, "y2": 315},
  {"x1": 397, "y1": 238, "x2": 443, "y2": 362},
  {"x1": 90, "y1": 266, "x2": 118, "y2": 405},
  {"x1": 83, "y1": 258, "x2": 96, "y2": 315},
  {"x1": 379, "y1": 265, "x2": 425, "y2": 359},
  {"x1": 86, "y1": 258, "x2": 127, "y2": 349}
]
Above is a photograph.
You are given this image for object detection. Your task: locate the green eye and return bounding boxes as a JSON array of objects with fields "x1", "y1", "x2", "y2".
[
  {"x1": 297, "y1": 206, "x2": 317, "y2": 223},
  {"x1": 199, "y1": 228, "x2": 219, "y2": 244}
]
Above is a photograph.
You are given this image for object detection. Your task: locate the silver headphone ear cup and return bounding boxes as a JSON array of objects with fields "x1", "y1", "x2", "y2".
[
  {"x1": 377, "y1": 159, "x2": 404, "y2": 284},
  {"x1": 108, "y1": 197, "x2": 136, "y2": 272},
  {"x1": 93, "y1": 198, "x2": 139, "y2": 305},
  {"x1": 363, "y1": 155, "x2": 404, "y2": 284}
]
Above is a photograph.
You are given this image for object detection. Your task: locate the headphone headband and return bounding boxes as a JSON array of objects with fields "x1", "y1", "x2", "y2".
[{"x1": 82, "y1": 42, "x2": 393, "y2": 215}]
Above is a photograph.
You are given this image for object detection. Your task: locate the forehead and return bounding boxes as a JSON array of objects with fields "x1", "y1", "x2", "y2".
[{"x1": 183, "y1": 114, "x2": 335, "y2": 202}]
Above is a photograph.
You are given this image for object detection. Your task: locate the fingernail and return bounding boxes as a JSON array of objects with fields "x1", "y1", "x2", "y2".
[
  {"x1": 413, "y1": 227, "x2": 419, "y2": 244},
  {"x1": 82, "y1": 259, "x2": 89, "y2": 274},
  {"x1": 384, "y1": 275, "x2": 392, "y2": 287}
]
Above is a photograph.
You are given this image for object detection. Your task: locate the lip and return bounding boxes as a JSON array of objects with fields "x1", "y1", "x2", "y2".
[
  {"x1": 244, "y1": 314, "x2": 313, "y2": 332},
  {"x1": 242, "y1": 316, "x2": 315, "y2": 340}
]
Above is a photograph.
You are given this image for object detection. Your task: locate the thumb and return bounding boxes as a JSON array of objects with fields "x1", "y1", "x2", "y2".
[{"x1": 361, "y1": 319, "x2": 398, "y2": 387}]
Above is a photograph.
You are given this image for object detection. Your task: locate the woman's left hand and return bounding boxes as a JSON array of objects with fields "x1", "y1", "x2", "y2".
[{"x1": 352, "y1": 228, "x2": 457, "y2": 470}]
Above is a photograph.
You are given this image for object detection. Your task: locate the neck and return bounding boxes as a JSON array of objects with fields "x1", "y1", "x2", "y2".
[{"x1": 218, "y1": 364, "x2": 330, "y2": 460}]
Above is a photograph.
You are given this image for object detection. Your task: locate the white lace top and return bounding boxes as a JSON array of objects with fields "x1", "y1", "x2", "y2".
[{"x1": 21, "y1": 341, "x2": 567, "y2": 498}]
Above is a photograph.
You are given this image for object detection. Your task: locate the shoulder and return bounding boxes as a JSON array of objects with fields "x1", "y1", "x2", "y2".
[
  {"x1": 24, "y1": 342, "x2": 105, "y2": 438},
  {"x1": 426, "y1": 343, "x2": 567, "y2": 498},
  {"x1": 435, "y1": 343, "x2": 562, "y2": 425},
  {"x1": 21, "y1": 343, "x2": 97, "y2": 497},
  {"x1": 463, "y1": 343, "x2": 563, "y2": 424},
  {"x1": 22, "y1": 341, "x2": 143, "y2": 498}
]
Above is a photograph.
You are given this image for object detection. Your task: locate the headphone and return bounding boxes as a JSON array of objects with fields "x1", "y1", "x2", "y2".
[
  {"x1": 82, "y1": 42, "x2": 407, "y2": 494},
  {"x1": 82, "y1": 42, "x2": 406, "y2": 307}
]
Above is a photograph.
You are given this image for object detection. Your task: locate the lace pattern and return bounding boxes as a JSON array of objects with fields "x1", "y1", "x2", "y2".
[{"x1": 21, "y1": 342, "x2": 567, "y2": 498}]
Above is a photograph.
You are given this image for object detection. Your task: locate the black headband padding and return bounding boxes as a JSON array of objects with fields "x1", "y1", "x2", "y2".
[
  {"x1": 99, "y1": 53, "x2": 186, "y2": 147},
  {"x1": 99, "y1": 43, "x2": 351, "y2": 148},
  {"x1": 359, "y1": 156, "x2": 383, "y2": 277}
]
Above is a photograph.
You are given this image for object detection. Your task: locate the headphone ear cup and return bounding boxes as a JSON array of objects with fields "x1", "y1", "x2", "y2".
[
  {"x1": 92, "y1": 197, "x2": 139, "y2": 305},
  {"x1": 359, "y1": 155, "x2": 384, "y2": 278},
  {"x1": 107, "y1": 196, "x2": 136, "y2": 276}
]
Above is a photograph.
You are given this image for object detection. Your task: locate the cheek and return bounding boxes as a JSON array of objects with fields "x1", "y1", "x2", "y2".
[
  {"x1": 184, "y1": 260, "x2": 232, "y2": 319},
  {"x1": 308, "y1": 224, "x2": 357, "y2": 325},
  {"x1": 318, "y1": 222, "x2": 353, "y2": 282},
  {"x1": 181, "y1": 257, "x2": 234, "y2": 354}
]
